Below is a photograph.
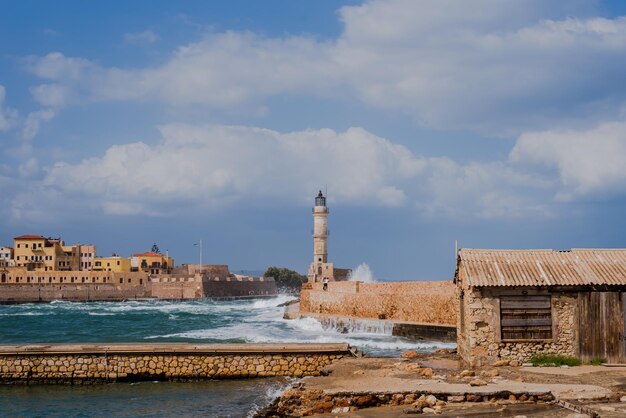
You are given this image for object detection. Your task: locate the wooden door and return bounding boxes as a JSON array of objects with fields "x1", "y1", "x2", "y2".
[{"x1": 578, "y1": 292, "x2": 626, "y2": 364}]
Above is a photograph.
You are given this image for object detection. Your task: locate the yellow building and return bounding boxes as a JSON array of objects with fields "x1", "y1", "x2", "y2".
[
  {"x1": 92, "y1": 256, "x2": 131, "y2": 272},
  {"x1": 13, "y1": 235, "x2": 80, "y2": 272},
  {"x1": 131, "y1": 252, "x2": 174, "y2": 274}
]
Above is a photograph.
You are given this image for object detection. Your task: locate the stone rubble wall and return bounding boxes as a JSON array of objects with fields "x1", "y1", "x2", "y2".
[
  {"x1": 262, "y1": 388, "x2": 555, "y2": 416},
  {"x1": 457, "y1": 268, "x2": 578, "y2": 367},
  {"x1": 0, "y1": 352, "x2": 343, "y2": 384},
  {"x1": 300, "y1": 281, "x2": 456, "y2": 325}
]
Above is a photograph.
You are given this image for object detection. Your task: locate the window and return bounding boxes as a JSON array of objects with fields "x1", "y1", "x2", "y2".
[{"x1": 500, "y1": 295, "x2": 552, "y2": 341}]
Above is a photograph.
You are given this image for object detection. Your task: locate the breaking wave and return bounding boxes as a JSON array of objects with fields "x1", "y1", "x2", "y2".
[{"x1": 0, "y1": 295, "x2": 454, "y2": 356}]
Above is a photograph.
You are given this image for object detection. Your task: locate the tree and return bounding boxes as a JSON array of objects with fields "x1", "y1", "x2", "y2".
[{"x1": 264, "y1": 267, "x2": 307, "y2": 290}]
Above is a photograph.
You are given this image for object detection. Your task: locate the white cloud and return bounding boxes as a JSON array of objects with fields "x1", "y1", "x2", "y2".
[
  {"x1": 510, "y1": 121, "x2": 626, "y2": 200},
  {"x1": 23, "y1": 1, "x2": 626, "y2": 134},
  {"x1": 0, "y1": 85, "x2": 18, "y2": 132},
  {"x1": 42, "y1": 124, "x2": 547, "y2": 218},
  {"x1": 124, "y1": 30, "x2": 159, "y2": 45},
  {"x1": 21, "y1": 109, "x2": 56, "y2": 142},
  {"x1": 30, "y1": 84, "x2": 72, "y2": 107}
]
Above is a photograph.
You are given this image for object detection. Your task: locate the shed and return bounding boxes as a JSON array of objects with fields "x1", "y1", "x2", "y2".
[{"x1": 455, "y1": 248, "x2": 626, "y2": 366}]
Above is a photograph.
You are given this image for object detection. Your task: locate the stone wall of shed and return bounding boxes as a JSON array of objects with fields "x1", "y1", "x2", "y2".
[{"x1": 457, "y1": 272, "x2": 578, "y2": 366}]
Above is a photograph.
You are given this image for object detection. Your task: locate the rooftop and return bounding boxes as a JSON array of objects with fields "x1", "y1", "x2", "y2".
[
  {"x1": 13, "y1": 235, "x2": 46, "y2": 240},
  {"x1": 457, "y1": 248, "x2": 626, "y2": 287},
  {"x1": 132, "y1": 251, "x2": 163, "y2": 257}
]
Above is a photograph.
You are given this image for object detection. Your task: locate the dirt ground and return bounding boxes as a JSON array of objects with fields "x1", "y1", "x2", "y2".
[{"x1": 296, "y1": 351, "x2": 626, "y2": 417}]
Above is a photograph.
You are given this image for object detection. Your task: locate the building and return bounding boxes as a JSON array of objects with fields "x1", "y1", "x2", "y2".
[
  {"x1": 92, "y1": 256, "x2": 131, "y2": 272},
  {"x1": 306, "y1": 191, "x2": 351, "y2": 283},
  {"x1": 455, "y1": 248, "x2": 626, "y2": 367},
  {"x1": 0, "y1": 246, "x2": 13, "y2": 267},
  {"x1": 80, "y1": 245, "x2": 96, "y2": 271},
  {"x1": 131, "y1": 251, "x2": 174, "y2": 274},
  {"x1": 13, "y1": 235, "x2": 80, "y2": 272}
]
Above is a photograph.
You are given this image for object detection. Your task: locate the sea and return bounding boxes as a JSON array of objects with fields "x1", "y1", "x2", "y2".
[{"x1": 0, "y1": 295, "x2": 454, "y2": 417}]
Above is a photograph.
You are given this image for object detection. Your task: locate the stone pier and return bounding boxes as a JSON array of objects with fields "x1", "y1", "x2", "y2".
[{"x1": 0, "y1": 343, "x2": 353, "y2": 384}]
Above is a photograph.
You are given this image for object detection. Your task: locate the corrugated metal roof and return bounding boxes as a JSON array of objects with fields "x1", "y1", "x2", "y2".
[{"x1": 458, "y1": 248, "x2": 626, "y2": 287}]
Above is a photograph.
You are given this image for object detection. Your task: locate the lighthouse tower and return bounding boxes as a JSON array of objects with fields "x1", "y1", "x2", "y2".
[{"x1": 307, "y1": 190, "x2": 333, "y2": 283}]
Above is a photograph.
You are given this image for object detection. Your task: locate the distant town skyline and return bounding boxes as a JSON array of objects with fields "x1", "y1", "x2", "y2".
[{"x1": 2, "y1": 0, "x2": 626, "y2": 280}]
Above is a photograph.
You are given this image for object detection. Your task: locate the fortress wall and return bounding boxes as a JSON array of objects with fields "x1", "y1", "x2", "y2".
[
  {"x1": 204, "y1": 277, "x2": 277, "y2": 298},
  {"x1": 300, "y1": 281, "x2": 457, "y2": 325},
  {"x1": 0, "y1": 344, "x2": 349, "y2": 384},
  {"x1": 0, "y1": 284, "x2": 152, "y2": 303}
]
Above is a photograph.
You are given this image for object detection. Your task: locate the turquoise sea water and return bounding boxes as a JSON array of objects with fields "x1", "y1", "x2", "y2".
[{"x1": 0, "y1": 296, "x2": 453, "y2": 417}]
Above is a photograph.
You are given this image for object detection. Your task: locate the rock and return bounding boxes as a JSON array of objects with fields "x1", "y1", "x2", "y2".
[
  {"x1": 469, "y1": 379, "x2": 488, "y2": 386},
  {"x1": 401, "y1": 350, "x2": 419, "y2": 358},
  {"x1": 331, "y1": 406, "x2": 350, "y2": 413},
  {"x1": 422, "y1": 407, "x2": 436, "y2": 414},
  {"x1": 620, "y1": 395, "x2": 626, "y2": 402},
  {"x1": 435, "y1": 400, "x2": 446, "y2": 407},
  {"x1": 420, "y1": 368, "x2": 434, "y2": 377},
  {"x1": 447, "y1": 395, "x2": 464, "y2": 403},
  {"x1": 513, "y1": 416, "x2": 528, "y2": 418},
  {"x1": 493, "y1": 360, "x2": 509, "y2": 367},
  {"x1": 404, "y1": 394, "x2": 417, "y2": 404},
  {"x1": 460, "y1": 369, "x2": 475, "y2": 377},
  {"x1": 509, "y1": 360, "x2": 521, "y2": 367},
  {"x1": 425, "y1": 395, "x2": 438, "y2": 407},
  {"x1": 481, "y1": 369, "x2": 499, "y2": 377},
  {"x1": 600, "y1": 406, "x2": 616, "y2": 412},
  {"x1": 403, "y1": 406, "x2": 423, "y2": 414},
  {"x1": 354, "y1": 395, "x2": 375, "y2": 407},
  {"x1": 522, "y1": 362, "x2": 533, "y2": 367}
]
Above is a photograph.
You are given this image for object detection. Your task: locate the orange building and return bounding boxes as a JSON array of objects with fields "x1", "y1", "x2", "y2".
[{"x1": 131, "y1": 252, "x2": 174, "y2": 274}]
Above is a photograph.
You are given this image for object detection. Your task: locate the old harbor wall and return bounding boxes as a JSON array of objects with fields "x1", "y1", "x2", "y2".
[
  {"x1": 299, "y1": 281, "x2": 457, "y2": 326},
  {"x1": 0, "y1": 343, "x2": 352, "y2": 384}
]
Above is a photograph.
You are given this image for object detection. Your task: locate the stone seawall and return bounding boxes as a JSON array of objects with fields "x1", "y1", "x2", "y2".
[
  {"x1": 294, "y1": 313, "x2": 457, "y2": 343},
  {"x1": 0, "y1": 283, "x2": 152, "y2": 304},
  {"x1": 300, "y1": 281, "x2": 457, "y2": 326},
  {"x1": 0, "y1": 343, "x2": 351, "y2": 384}
]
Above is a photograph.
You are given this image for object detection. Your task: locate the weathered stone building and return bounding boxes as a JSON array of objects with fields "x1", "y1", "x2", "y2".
[{"x1": 455, "y1": 248, "x2": 626, "y2": 366}]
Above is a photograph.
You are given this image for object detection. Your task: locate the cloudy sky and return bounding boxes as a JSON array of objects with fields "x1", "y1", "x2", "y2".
[{"x1": 2, "y1": 0, "x2": 626, "y2": 280}]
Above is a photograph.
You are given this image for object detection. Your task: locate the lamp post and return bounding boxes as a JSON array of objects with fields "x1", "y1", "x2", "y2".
[{"x1": 194, "y1": 240, "x2": 203, "y2": 266}]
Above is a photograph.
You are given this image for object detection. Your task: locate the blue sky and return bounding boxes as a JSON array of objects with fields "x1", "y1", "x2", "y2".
[{"x1": 2, "y1": 0, "x2": 626, "y2": 280}]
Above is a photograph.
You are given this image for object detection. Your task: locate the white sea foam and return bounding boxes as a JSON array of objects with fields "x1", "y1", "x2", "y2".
[{"x1": 348, "y1": 263, "x2": 375, "y2": 282}]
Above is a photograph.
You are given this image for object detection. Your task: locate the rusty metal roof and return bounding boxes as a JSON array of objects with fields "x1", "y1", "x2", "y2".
[{"x1": 458, "y1": 248, "x2": 626, "y2": 287}]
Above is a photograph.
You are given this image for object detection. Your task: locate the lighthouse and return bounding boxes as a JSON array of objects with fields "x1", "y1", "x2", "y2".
[{"x1": 307, "y1": 190, "x2": 333, "y2": 283}]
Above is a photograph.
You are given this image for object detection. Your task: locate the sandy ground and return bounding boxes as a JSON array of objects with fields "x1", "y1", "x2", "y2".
[
  {"x1": 302, "y1": 357, "x2": 613, "y2": 400},
  {"x1": 290, "y1": 351, "x2": 626, "y2": 417}
]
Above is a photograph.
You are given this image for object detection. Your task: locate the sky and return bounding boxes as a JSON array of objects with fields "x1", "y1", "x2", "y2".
[{"x1": 2, "y1": 0, "x2": 626, "y2": 280}]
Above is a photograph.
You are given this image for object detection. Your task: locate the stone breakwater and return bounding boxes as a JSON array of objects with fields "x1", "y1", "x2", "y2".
[{"x1": 0, "y1": 343, "x2": 352, "y2": 384}]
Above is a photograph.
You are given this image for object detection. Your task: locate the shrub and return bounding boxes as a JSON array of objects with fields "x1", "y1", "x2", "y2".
[
  {"x1": 589, "y1": 358, "x2": 605, "y2": 366},
  {"x1": 529, "y1": 354, "x2": 581, "y2": 367}
]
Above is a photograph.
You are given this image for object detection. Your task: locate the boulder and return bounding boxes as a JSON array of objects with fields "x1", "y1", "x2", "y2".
[
  {"x1": 425, "y1": 395, "x2": 438, "y2": 407},
  {"x1": 492, "y1": 360, "x2": 509, "y2": 367},
  {"x1": 469, "y1": 379, "x2": 488, "y2": 387},
  {"x1": 460, "y1": 369, "x2": 475, "y2": 377},
  {"x1": 420, "y1": 368, "x2": 434, "y2": 377},
  {"x1": 401, "y1": 350, "x2": 419, "y2": 358},
  {"x1": 481, "y1": 369, "x2": 499, "y2": 377},
  {"x1": 403, "y1": 406, "x2": 423, "y2": 414}
]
